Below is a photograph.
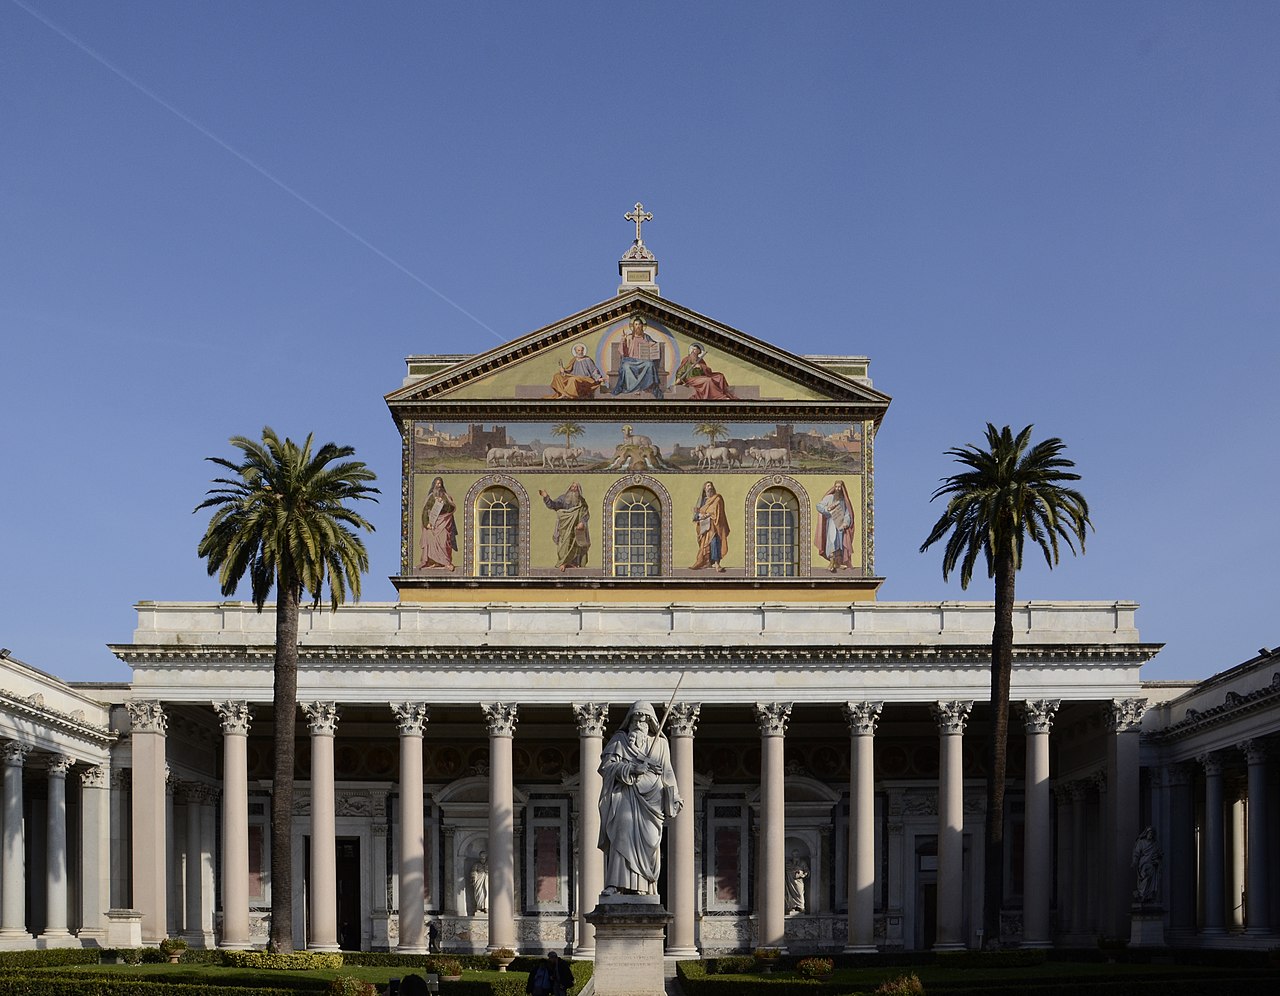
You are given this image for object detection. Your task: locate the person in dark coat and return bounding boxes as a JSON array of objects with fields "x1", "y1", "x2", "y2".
[{"x1": 525, "y1": 950, "x2": 573, "y2": 996}]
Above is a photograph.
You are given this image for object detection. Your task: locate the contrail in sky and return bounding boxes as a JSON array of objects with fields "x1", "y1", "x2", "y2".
[{"x1": 12, "y1": 0, "x2": 503, "y2": 340}]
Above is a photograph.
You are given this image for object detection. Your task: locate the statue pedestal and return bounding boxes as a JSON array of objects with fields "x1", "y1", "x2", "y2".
[
  {"x1": 1129, "y1": 903, "x2": 1166, "y2": 947},
  {"x1": 584, "y1": 894, "x2": 672, "y2": 996}
]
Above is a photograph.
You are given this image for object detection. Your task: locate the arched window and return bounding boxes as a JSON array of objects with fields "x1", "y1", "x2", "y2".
[
  {"x1": 612, "y1": 487, "x2": 661, "y2": 577},
  {"x1": 475, "y1": 487, "x2": 519, "y2": 577},
  {"x1": 754, "y1": 487, "x2": 799, "y2": 577}
]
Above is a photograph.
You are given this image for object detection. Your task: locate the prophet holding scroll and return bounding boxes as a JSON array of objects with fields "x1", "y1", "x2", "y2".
[{"x1": 598, "y1": 701, "x2": 683, "y2": 895}]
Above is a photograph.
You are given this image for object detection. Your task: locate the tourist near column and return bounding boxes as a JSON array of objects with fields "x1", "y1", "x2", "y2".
[
  {"x1": 843, "y1": 701, "x2": 882, "y2": 952},
  {"x1": 392, "y1": 702, "x2": 429, "y2": 953},
  {"x1": 667, "y1": 702, "x2": 701, "y2": 957},
  {"x1": 0, "y1": 743, "x2": 32, "y2": 941},
  {"x1": 931, "y1": 700, "x2": 972, "y2": 951},
  {"x1": 41, "y1": 755, "x2": 75, "y2": 942},
  {"x1": 303, "y1": 702, "x2": 341, "y2": 951},
  {"x1": 755, "y1": 702, "x2": 792, "y2": 951},
  {"x1": 572, "y1": 702, "x2": 608, "y2": 958},
  {"x1": 128, "y1": 700, "x2": 169, "y2": 943},
  {"x1": 215, "y1": 701, "x2": 252, "y2": 949},
  {"x1": 483, "y1": 703, "x2": 518, "y2": 952}
]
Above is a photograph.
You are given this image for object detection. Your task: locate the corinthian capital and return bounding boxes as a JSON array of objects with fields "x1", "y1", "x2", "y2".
[
  {"x1": 754, "y1": 701, "x2": 792, "y2": 736},
  {"x1": 931, "y1": 700, "x2": 973, "y2": 735},
  {"x1": 1105, "y1": 698, "x2": 1147, "y2": 733},
  {"x1": 1, "y1": 742, "x2": 32, "y2": 766},
  {"x1": 572, "y1": 702, "x2": 609, "y2": 737},
  {"x1": 843, "y1": 700, "x2": 884, "y2": 735},
  {"x1": 482, "y1": 702, "x2": 518, "y2": 737},
  {"x1": 1021, "y1": 699, "x2": 1061, "y2": 735},
  {"x1": 302, "y1": 701, "x2": 340, "y2": 736},
  {"x1": 390, "y1": 702, "x2": 429, "y2": 735},
  {"x1": 668, "y1": 702, "x2": 701, "y2": 738},
  {"x1": 127, "y1": 700, "x2": 168, "y2": 734},
  {"x1": 214, "y1": 700, "x2": 252, "y2": 736}
]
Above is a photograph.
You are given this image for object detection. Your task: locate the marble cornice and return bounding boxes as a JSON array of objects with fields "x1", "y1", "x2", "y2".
[
  {"x1": 110, "y1": 642, "x2": 1162, "y2": 669},
  {"x1": 1149, "y1": 672, "x2": 1280, "y2": 744},
  {"x1": 0, "y1": 689, "x2": 116, "y2": 747}
]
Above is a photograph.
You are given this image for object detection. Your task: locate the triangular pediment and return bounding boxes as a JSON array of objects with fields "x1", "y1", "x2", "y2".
[{"x1": 386, "y1": 291, "x2": 891, "y2": 416}]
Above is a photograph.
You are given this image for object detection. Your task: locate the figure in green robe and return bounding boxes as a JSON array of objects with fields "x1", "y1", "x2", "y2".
[{"x1": 538, "y1": 482, "x2": 590, "y2": 570}]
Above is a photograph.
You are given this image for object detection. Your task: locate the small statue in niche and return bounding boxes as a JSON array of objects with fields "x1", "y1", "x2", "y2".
[
  {"x1": 469, "y1": 850, "x2": 490, "y2": 914},
  {"x1": 1131, "y1": 826, "x2": 1162, "y2": 904},
  {"x1": 785, "y1": 849, "x2": 809, "y2": 914}
]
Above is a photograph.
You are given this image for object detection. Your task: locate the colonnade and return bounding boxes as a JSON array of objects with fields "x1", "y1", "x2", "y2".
[{"x1": 113, "y1": 695, "x2": 1155, "y2": 952}]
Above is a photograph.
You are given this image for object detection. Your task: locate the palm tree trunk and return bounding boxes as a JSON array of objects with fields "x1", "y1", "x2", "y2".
[
  {"x1": 983, "y1": 549, "x2": 1016, "y2": 947},
  {"x1": 270, "y1": 575, "x2": 301, "y2": 952}
]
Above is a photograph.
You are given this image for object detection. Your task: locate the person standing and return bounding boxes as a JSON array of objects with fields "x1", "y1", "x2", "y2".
[{"x1": 526, "y1": 950, "x2": 574, "y2": 996}]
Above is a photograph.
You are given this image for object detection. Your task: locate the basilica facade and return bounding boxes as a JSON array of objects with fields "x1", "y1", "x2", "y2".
[{"x1": 1, "y1": 224, "x2": 1274, "y2": 954}]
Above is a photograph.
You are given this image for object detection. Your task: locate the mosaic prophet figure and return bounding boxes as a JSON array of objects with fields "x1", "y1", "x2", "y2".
[
  {"x1": 613, "y1": 316, "x2": 665, "y2": 398},
  {"x1": 815, "y1": 480, "x2": 856, "y2": 572},
  {"x1": 539, "y1": 483, "x2": 591, "y2": 571},
  {"x1": 548, "y1": 343, "x2": 608, "y2": 399},
  {"x1": 598, "y1": 701, "x2": 683, "y2": 895},
  {"x1": 690, "y1": 481, "x2": 730, "y2": 572},
  {"x1": 419, "y1": 476, "x2": 458, "y2": 571},
  {"x1": 674, "y1": 343, "x2": 736, "y2": 400}
]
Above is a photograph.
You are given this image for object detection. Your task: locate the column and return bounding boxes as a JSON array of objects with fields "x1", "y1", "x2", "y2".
[
  {"x1": 483, "y1": 702, "x2": 518, "y2": 953},
  {"x1": 1069, "y1": 782, "x2": 1088, "y2": 933},
  {"x1": 842, "y1": 700, "x2": 883, "y2": 952},
  {"x1": 571, "y1": 703, "x2": 608, "y2": 957},
  {"x1": 127, "y1": 700, "x2": 168, "y2": 943},
  {"x1": 1021, "y1": 699, "x2": 1059, "y2": 947},
  {"x1": 1241, "y1": 741, "x2": 1271, "y2": 935},
  {"x1": 200, "y1": 789, "x2": 218, "y2": 943},
  {"x1": 303, "y1": 702, "x2": 340, "y2": 951},
  {"x1": 1165, "y1": 764, "x2": 1196, "y2": 937},
  {"x1": 1053, "y1": 783, "x2": 1074, "y2": 939},
  {"x1": 0, "y1": 743, "x2": 32, "y2": 941},
  {"x1": 41, "y1": 755, "x2": 75, "y2": 941},
  {"x1": 166, "y1": 768, "x2": 179, "y2": 937},
  {"x1": 667, "y1": 702, "x2": 700, "y2": 957},
  {"x1": 754, "y1": 702, "x2": 791, "y2": 951},
  {"x1": 391, "y1": 702, "x2": 428, "y2": 954},
  {"x1": 215, "y1": 700, "x2": 252, "y2": 949},
  {"x1": 931, "y1": 699, "x2": 973, "y2": 951},
  {"x1": 78, "y1": 764, "x2": 111, "y2": 944},
  {"x1": 1105, "y1": 698, "x2": 1144, "y2": 938},
  {"x1": 182, "y1": 785, "x2": 213, "y2": 946},
  {"x1": 1229, "y1": 786, "x2": 1246, "y2": 928},
  {"x1": 1199, "y1": 753, "x2": 1226, "y2": 934}
]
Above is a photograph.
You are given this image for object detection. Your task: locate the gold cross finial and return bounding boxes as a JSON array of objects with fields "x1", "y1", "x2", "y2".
[{"x1": 625, "y1": 202, "x2": 653, "y2": 244}]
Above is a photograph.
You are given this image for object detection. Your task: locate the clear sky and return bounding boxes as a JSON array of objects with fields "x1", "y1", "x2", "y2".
[{"x1": 2, "y1": 1, "x2": 1276, "y2": 684}]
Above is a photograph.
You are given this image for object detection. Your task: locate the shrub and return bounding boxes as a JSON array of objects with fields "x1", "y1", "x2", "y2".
[
  {"x1": 221, "y1": 950, "x2": 344, "y2": 970},
  {"x1": 0, "y1": 950, "x2": 99, "y2": 968},
  {"x1": 876, "y1": 972, "x2": 925, "y2": 996},
  {"x1": 795, "y1": 957, "x2": 833, "y2": 978},
  {"x1": 159, "y1": 937, "x2": 189, "y2": 957},
  {"x1": 711, "y1": 956, "x2": 756, "y2": 975},
  {"x1": 327, "y1": 978, "x2": 378, "y2": 996},
  {"x1": 434, "y1": 957, "x2": 464, "y2": 977}
]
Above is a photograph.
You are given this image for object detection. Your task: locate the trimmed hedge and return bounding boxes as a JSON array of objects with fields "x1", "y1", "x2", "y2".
[
  {"x1": 220, "y1": 951, "x2": 343, "y2": 971},
  {"x1": 0, "y1": 977, "x2": 295, "y2": 996},
  {"x1": 0, "y1": 949, "x2": 100, "y2": 968}
]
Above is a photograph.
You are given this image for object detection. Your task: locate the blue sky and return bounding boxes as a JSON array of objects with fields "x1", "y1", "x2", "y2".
[{"x1": 2, "y1": 1, "x2": 1276, "y2": 683}]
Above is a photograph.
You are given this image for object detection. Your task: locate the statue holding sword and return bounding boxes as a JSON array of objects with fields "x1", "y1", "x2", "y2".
[{"x1": 598, "y1": 679, "x2": 686, "y2": 896}]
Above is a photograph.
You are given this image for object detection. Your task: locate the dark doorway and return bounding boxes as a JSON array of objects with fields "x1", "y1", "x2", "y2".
[{"x1": 337, "y1": 837, "x2": 361, "y2": 951}]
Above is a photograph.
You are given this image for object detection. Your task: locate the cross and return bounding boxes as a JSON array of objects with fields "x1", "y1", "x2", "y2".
[{"x1": 625, "y1": 202, "x2": 653, "y2": 243}]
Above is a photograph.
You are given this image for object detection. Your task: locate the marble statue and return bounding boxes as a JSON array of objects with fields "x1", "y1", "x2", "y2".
[
  {"x1": 598, "y1": 701, "x2": 683, "y2": 895},
  {"x1": 469, "y1": 850, "x2": 489, "y2": 913},
  {"x1": 1131, "y1": 826, "x2": 1162, "y2": 903},
  {"x1": 785, "y1": 850, "x2": 809, "y2": 913}
]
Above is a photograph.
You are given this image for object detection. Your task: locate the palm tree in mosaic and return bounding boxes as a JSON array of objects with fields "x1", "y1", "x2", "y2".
[
  {"x1": 919, "y1": 424, "x2": 1091, "y2": 947},
  {"x1": 695, "y1": 421, "x2": 729, "y2": 447},
  {"x1": 553, "y1": 421, "x2": 585, "y2": 450},
  {"x1": 196, "y1": 428, "x2": 378, "y2": 951}
]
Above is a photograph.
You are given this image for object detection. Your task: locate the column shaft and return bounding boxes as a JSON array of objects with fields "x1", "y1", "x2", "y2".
[
  {"x1": 43, "y1": 757, "x2": 74, "y2": 938},
  {"x1": 755, "y1": 702, "x2": 791, "y2": 951},
  {"x1": 128, "y1": 701, "x2": 168, "y2": 943},
  {"x1": 1106, "y1": 700, "x2": 1144, "y2": 938},
  {"x1": 843, "y1": 701, "x2": 882, "y2": 953},
  {"x1": 484, "y1": 703, "x2": 518, "y2": 952},
  {"x1": 572, "y1": 704, "x2": 608, "y2": 958},
  {"x1": 1022, "y1": 701, "x2": 1058, "y2": 947},
  {"x1": 393, "y1": 703, "x2": 427, "y2": 954},
  {"x1": 78, "y1": 766, "x2": 111, "y2": 944},
  {"x1": 1200, "y1": 755, "x2": 1226, "y2": 933},
  {"x1": 216, "y1": 701, "x2": 252, "y2": 949},
  {"x1": 932, "y1": 700, "x2": 972, "y2": 951},
  {"x1": 183, "y1": 789, "x2": 204, "y2": 944},
  {"x1": 304, "y1": 703, "x2": 340, "y2": 951},
  {"x1": 0, "y1": 745, "x2": 32, "y2": 939},
  {"x1": 1166, "y1": 766, "x2": 1196, "y2": 935},
  {"x1": 1243, "y1": 743, "x2": 1270, "y2": 934},
  {"x1": 667, "y1": 703, "x2": 700, "y2": 957}
]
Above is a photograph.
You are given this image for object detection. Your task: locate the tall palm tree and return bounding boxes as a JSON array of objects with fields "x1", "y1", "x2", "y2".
[
  {"x1": 196, "y1": 428, "x2": 378, "y2": 951},
  {"x1": 919, "y1": 424, "x2": 1091, "y2": 947}
]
